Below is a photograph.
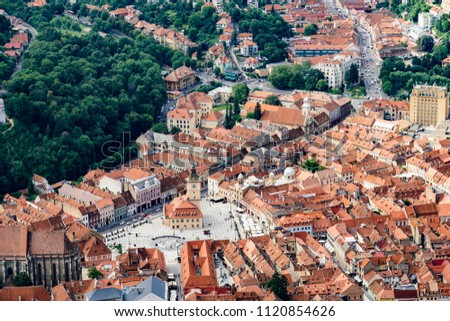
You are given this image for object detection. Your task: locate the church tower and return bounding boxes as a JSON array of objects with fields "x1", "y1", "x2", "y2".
[
  {"x1": 187, "y1": 165, "x2": 201, "y2": 208},
  {"x1": 301, "y1": 96, "x2": 313, "y2": 134}
]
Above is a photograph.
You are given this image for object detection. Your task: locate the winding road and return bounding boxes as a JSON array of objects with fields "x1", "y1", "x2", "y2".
[{"x1": 0, "y1": 18, "x2": 38, "y2": 134}]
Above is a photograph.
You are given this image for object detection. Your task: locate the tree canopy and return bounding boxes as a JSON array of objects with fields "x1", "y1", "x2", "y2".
[
  {"x1": 263, "y1": 95, "x2": 281, "y2": 106},
  {"x1": 0, "y1": 13, "x2": 15, "y2": 80},
  {"x1": 0, "y1": 23, "x2": 170, "y2": 195},
  {"x1": 265, "y1": 271, "x2": 289, "y2": 300},
  {"x1": 254, "y1": 102, "x2": 262, "y2": 120},
  {"x1": 88, "y1": 267, "x2": 104, "y2": 280},
  {"x1": 232, "y1": 83, "x2": 249, "y2": 104},
  {"x1": 435, "y1": 14, "x2": 450, "y2": 34},
  {"x1": 417, "y1": 34, "x2": 435, "y2": 52},
  {"x1": 391, "y1": 0, "x2": 430, "y2": 22},
  {"x1": 379, "y1": 48, "x2": 450, "y2": 98},
  {"x1": 345, "y1": 63, "x2": 359, "y2": 86},
  {"x1": 152, "y1": 122, "x2": 169, "y2": 134},
  {"x1": 304, "y1": 24, "x2": 318, "y2": 36},
  {"x1": 301, "y1": 158, "x2": 325, "y2": 173},
  {"x1": 13, "y1": 272, "x2": 33, "y2": 287},
  {"x1": 269, "y1": 63, "x2": 327, "y2": 92},
  {"x1": 236, "y1": 8, "x2": 292, "y2": 63}
]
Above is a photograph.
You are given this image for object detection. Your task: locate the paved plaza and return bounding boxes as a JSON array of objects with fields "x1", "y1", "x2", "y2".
[{"x1": 102, "y1": 198, "x2": 249, "y2": 274}]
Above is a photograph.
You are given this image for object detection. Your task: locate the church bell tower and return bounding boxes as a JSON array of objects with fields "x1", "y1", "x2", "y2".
[{"x1": 187, "y1": 164, "x2": 201, "y2": 207}]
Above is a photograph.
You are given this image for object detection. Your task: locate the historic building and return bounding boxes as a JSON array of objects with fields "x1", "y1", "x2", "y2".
[
  {"x1": 0, "y1": 225, "x2": 81, "y2": 289},
  {"x1": 164, "y1": 65, "x2": 196, "y2": 91},
  {"x1": 163, "y1": 168, "x2": 202, "y2": 229}
]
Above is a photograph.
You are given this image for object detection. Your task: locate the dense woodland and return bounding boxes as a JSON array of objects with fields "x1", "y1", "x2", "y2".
[
  {"x1": 0, "y1": 1, "x2": 177, "y2": 196},
  {"x1": 390, "y1": 0, "x2": 430, "y2": 22},
  {"x1": 0, "y1": 14, "x2": 16, "y2": 82},
  {"x1": 0, "y1": 0, "x2": 295, "y2": 196},
  {"x1": 81, "y1": 0, "x2": 293, "y2": 63}
]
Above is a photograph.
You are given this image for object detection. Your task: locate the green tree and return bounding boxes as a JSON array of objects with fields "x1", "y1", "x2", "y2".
[
  {"x1": 301, "y1": 158, "x2": 325, "y2": 173},
  {"x1": 305, "y1": 69, "x2": 325, "y2": 91},
  {"x1": 170, "y1": 126, "x2": 182, "y2": 135},
  {"x1": 407, "y1": 0, "x2": 431, "y2": 22},
  {"x1": 417, "y1": 34, "x2": 435, "y2": 52},
  {"x1": 254, "y1": 102, "x2": 262, "y2": 120},
  {"x1": 27, "y1": 178, "x2": 35, "y2": 197},
  {"x1": 88, "y1": 267, "x2": 103, "y2": 280},
  {"x1": 232, "y1": 83, "x2": 249, "y2": 104},
  {"x1": 269, "y1": 63, "x2": 312, "y2": 90},
  {"x1": 345, "y1": 63, "x2": 359, "y2": 86},
  {"x1": 435, "y1": 14, "x2": 450, "y2": 33},
  {"x1": 233, "y1": 100, "x2": 240, "y2": 116},
  {"x1": 266, "y1": 271, "x2": 289, "y2": 300},
  {"x1": 224, "y1": 103, "x2": 235, "y2": 129},
  {"x1": 263, "y1": 95, "x2": 281, "y2": 106},
  {"x1": 316, "y1": 79, "x2": 329, "y2": 92},
  {"x1": 0, "y1": 14, "x2": 11, "y2": 35},
  {"x1": 112, "y1": 243, "x2": 123, "y2": 254},
  {"x1": 152, "y1": 122, "x2": 169, "y2": 134},
  {"x1": 382, "y1": 80, "x2": 394, "y2": 96},
  {"x1": 13, "y1": 272, "x2": 33, "y2": 287},
  {"x1": 213, "y1": 67, "x2": 221, "y2": 77},
  {"x1": 432, "y1": 44, "x2": 448, "y2": 61},
  {"x1": 0, "y1": 22, "x2": 170, "y2": 195},
  {"x1": 304, "y1": 24, "x2": 318, "y2": 36}
]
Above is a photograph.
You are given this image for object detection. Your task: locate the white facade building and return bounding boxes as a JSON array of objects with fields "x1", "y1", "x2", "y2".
[
  {"x1": 312, "y1": 54, "x2": 359, "y2": 89},
  {"x1": 418, "y1": 12, "x2": 436, "y2": 30}
]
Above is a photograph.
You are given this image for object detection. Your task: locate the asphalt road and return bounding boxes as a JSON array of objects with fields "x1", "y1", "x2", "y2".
[
  {"x1": 324, "y1": 0, "x2": 386, "y2": 100},
  {"x1": 354, "y1": 24, "x2": 385, "y2": 99},
  {"x1": 97, "y1": 204, "x2": 163, "y2": 234}
]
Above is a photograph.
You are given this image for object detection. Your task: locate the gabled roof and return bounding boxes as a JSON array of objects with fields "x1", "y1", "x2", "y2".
[
  {"x1": 123, "y1": 276, "x2": 167, "y2": 301},
  {"x1": 164, "y1": 66, "x2": 195, "y2": 82},
  {"x1": 0, "y1": 286, "x2": 51, "y2": 301},
  {"x1": 0, "y1": 225, "x2": 28, "y2": 257}
]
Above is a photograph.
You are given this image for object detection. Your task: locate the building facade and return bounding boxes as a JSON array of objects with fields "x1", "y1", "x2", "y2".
[
  {"x1": 164, "y1": 66, "x2": 196, "y2": 91},
  {"x1": 128, "y1": 175, "x2": 161, "y2": 213},
  {"x1": 0, "y1": 226, "x2": 81, "y2": 289},
  {"x1": 418, "y1": 12, "x2": 436, "y2": 30},
  {"x1": 409, "y1": 85, "x2": 449, "y2": 126}
]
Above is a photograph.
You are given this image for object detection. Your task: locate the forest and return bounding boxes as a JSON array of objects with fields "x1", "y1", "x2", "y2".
[
  {"x1": 0, "y1": 1, "x2": 174, "y2": 196},
  {"x1": 0, "y1": 14, "x2": 16, "y2": 82}
]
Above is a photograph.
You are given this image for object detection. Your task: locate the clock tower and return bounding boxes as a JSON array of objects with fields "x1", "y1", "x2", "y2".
[{"x1": 187, "y1": 165, "x2": 201, "y2": 208}]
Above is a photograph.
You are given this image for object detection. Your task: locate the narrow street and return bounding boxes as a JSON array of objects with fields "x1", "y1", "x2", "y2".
[
  {"x1": 230, "y1": 46, "x2": 247, "y2": 80},
  {"x1": 0, "y1": 18, "x2": 38, "y2": 133}
]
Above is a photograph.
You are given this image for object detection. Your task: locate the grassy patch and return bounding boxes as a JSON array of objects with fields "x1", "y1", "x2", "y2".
[
  {"x1": 50, "y1": 16, "x2": 89, "y2": 36},
  {"x1": 213, "y1": 104, "x2": 228, "y2": 111},
  {"x1": 347, "y1": 85, "x2": 367, "y2": 98}
]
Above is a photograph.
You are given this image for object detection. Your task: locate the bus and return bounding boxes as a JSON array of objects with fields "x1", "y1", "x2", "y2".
[{"x1": 224, "y1": 70, "x2": 241, "y2": 82}]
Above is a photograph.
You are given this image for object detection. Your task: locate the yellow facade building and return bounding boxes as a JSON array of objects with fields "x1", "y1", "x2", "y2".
[{"x1": 409, "y1": 85, "x2": 449, "y2": 126}]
